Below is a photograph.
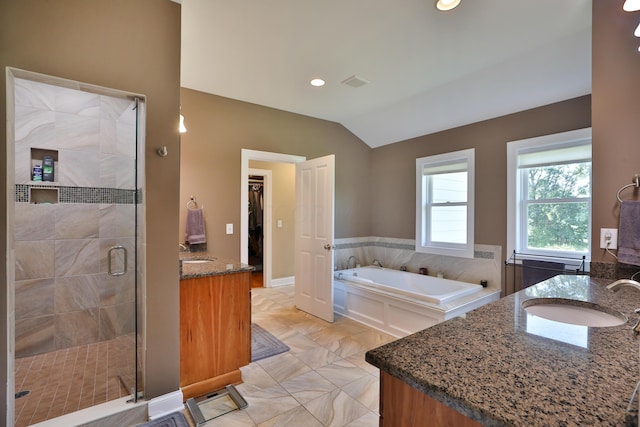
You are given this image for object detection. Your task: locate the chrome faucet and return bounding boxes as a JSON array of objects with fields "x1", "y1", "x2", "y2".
[
  {"x1": 607, "y1": 278, "x2": 640, "y2": 292},
  {"x1": 607, "y1": 279, "x2": 640, "y2": 333},
  {"x1": 372, "y1": 259, "x2": 383, "y2": 268},
  {"x1": 179, "y1": 243, "x2": 188, "y2": 252},
  {"x1": 347, "y1": 255, "x2": 360, "y2": 269}
]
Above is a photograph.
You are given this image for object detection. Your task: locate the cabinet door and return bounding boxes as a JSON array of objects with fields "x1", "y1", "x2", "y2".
[{"x1": 180, "y1": 272, "x2": 251, "y2": 387}]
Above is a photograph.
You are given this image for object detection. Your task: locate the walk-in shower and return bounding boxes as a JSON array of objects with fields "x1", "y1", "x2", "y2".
[{"x1": 6, "y1": 68, "x2": 146, "y2": 426}]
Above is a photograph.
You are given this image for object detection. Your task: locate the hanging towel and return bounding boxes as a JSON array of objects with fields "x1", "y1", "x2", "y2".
[
  {"x1": 618, "y1": 200, "x2": 640, "y2": 266},
  {"x1": 185, "y1": 208, "x2": 206, "y2": 244}
]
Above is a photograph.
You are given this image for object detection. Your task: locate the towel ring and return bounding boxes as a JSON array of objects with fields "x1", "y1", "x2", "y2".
[{"x1": 616, "y1": 175, "x2": 640, "y2": 203}]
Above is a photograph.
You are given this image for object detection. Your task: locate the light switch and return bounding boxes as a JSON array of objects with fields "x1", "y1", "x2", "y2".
[
  {"x1": 277, "y1": 219, "x2": 283, "y2": 228},
  {"x1": 226, "y1": 223, "x2": 233, "y2": 235}
]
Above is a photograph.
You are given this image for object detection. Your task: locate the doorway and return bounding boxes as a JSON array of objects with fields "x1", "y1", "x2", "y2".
[
  {"x1": 6, "y1": 69, "x2": 146, "y2": 426},
  {"x1": 248, "y1": 171, "x2": 269, "y2": 287},
  {"x1": 241, "y1": 150, "x2": 305, "y2": 288}
]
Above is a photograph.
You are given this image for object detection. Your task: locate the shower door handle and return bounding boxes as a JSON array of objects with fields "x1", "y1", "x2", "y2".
[{"x1": 108, "y1": 245, "x2": 128, "y2": 276}]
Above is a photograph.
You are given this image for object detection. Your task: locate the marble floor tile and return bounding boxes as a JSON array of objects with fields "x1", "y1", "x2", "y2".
[
  {"x1": 279, "y1": 370, "x2": 338, "y2": 404},
  {"x1": 349, "y1": 330, "x2": 397, "y2": 351},
  {"x1": 258, "y1": 406, "x2": 323, "y2": 427},
  {"x1": 320, "y1": 335, "x2": 369, "y2": 359},
  {"x1": 242, "y1": 383, "x2": 302, "y2": 425},
  {"x1": 343, "y1": 353, "x2": 380, "y2": 376},
  {"x1": 238, "y1": 363, "x2": 278, "y2": 391},
  {"x1": 315, "y1": 360, "x2": 369, "y2": 388},
  {"x1": 344, "y1": 411, "x2": 379, "y2": 427},
  {"x1": 256, "y1": 353, "x2": 311, "y2": 383},
  {"x1": 303, "y1": 389, "x2": 370, "y2": 427},
  {"x1": 294, "y1": 346, "x2": 341, "y2": 370},
  {"x1": 279, "y1": 331, "x2": 326, "y2": 355},
  {"x1": 341, "y1": 374, "x2": 380, "y2": 412},
  {"x1": 198, "y1": 284, "x2": 385, "y2": 427}
]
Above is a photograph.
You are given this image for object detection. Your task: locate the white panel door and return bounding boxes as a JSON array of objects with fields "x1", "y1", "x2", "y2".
[{"x1": 294, "y1": 154, "x2": 335, "y2": 322}]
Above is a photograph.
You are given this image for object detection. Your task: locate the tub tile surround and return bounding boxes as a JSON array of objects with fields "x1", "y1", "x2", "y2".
[
  {"x1": 334, "y1": 237, "x2": 502, "y2": 291},
  {"x1": 12, "y1": 77, "x2": 139, "y2": 358}
]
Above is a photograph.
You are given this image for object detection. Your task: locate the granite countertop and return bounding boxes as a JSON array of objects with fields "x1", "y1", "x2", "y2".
[
  {"x1": 179, "y1": 252, "x2": 254, "y2": 279},
  {"x1": 366, "y1": 275, "x2": 640, "y2": 426}
]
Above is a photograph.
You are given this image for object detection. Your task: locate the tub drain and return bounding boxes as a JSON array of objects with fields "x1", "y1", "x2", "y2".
[{"x1": 15, "y1": 390, "x2": 30, "y2": 399}]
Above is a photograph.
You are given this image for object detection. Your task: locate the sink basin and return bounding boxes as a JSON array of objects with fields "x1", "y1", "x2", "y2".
[
  {"x1": 182, "y1": 257, "x2": 216, "y2": 264},
  {"x1": 522, "y1": 298, "x2": 627, "y2": 327}
]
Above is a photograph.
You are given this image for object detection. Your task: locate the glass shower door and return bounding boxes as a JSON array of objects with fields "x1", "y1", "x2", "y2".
[
  {"x1": 107, "y1": 96, "x2": 145, "y2": 400},
  {"x1": 9, "y1": 69, "x2": 146, "y2": 426}
]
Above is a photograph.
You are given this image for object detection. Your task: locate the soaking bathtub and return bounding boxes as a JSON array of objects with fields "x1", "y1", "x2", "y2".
[{"x1": 333, "y1": 266, "x2": 501, "y2": 337}]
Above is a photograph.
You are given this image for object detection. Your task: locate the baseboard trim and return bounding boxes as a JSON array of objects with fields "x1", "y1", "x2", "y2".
[{"x1": 269, "y1": 276, "x2": 294, "y2": 287}]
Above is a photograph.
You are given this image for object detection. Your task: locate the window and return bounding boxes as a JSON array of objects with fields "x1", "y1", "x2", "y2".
[
  {"x1": 416, "y1": 149, "x2": 475, "y2": 258},
  {"x1": 507, "y1": 128, "x2": 592, "y2": 260}
]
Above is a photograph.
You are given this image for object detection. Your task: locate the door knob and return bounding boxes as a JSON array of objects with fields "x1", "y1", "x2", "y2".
[{"x1": 323, "y1": 244, "x2": 335, "y2": 251}]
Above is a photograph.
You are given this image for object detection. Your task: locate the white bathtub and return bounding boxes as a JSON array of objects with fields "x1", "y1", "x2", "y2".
[{"x1": 333, "y1": 266, "x2": 500, "y2": 337}]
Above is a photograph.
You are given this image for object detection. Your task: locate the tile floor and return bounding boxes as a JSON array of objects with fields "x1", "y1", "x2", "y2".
[
  {"x1": 14, "y1": 336, "x2": 133, "y2": 427},
  {"x1": 187, "y1": 284, "x2": 396, "y2": 427}
]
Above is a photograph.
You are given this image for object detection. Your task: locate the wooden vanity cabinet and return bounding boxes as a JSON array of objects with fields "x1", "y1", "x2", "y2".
[
  {"x1": 380, "y1": 372, "x2": 482, "y2": 427},
  {"x1": 179, "y1": 271, "x2": 251, "y2": 400}
]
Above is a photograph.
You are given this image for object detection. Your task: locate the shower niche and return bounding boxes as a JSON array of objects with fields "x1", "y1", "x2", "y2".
[{"x1": 30, "y1": 148, "x2": 58, "y2": 183}]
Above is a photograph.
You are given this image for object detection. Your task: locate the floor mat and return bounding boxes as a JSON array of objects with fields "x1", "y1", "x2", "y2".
[
  {"x1": 137, "y1": 411, "x2": 189, "y2": 427},
  {"x1": 251, "y1": 323, "x2": 290, "y2": 362}
]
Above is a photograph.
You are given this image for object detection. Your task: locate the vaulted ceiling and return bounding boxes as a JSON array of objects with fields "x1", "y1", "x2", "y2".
[{"x1": 180, "y1": 0, "x2": 592, "y2": 148}]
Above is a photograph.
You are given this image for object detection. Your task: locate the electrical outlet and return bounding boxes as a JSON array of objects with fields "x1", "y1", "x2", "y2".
[
  {"x1": 599, "y1": 228, "x2": 618, "y2": 249},
  {"x1": 226, "y1": 223, "x2": 233, "y2": 235}
]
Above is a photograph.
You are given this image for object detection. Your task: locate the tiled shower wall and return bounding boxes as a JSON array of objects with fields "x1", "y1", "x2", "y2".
[{"x1": 13, "y1": 78, "x2": 138, "y2": 358}]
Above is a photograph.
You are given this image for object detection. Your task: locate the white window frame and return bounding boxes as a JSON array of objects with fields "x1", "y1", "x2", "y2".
[
  {"x1": 416, "y1": 148, "x2": 475, "y2": 259},
  {"x1": 507, "y1": 128, "x2": 592, "y2": 262}
]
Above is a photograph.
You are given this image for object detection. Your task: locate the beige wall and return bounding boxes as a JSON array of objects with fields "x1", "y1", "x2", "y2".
[
  {"x1": 592, "y1": 0, "x2": 640, "y2": 265},
  {"x1": 0, "y1": 0, "x2": 182, "y2": 419},
  {"x1": 179, "y1": 88, "x2": 373, "y2": 261},
  {"x1": 250, "y1": 161, "x2": 296, "y2": 280},
  {"x1": 370, "y1": 96, "x2": 592, "y2": 246}
]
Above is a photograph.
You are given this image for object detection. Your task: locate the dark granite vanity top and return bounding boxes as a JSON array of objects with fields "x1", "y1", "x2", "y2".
[
  {"x1": 366, "y1": 275, "x2": 640, "y2": 426},
  {"x1": 179, "y1": 252, "x2": 254, "y2": 279}
]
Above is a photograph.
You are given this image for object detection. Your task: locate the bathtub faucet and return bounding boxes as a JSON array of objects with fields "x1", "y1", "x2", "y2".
[
  {"x1": 372, "y1": 259, "x2": 383, "y2": 268},
  {"x1": 347, "y1": 255, "x2": 361, "y2": 269}
]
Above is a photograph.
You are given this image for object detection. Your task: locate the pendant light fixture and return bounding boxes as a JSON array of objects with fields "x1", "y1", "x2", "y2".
[{"x1": 436, "y1": 0, "x2": 461, "y2": 11}]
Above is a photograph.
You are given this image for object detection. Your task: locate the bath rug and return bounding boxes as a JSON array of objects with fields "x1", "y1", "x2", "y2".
[
  {"x1": 251, "y1": 323, "x2": 289, "y2": 362},
  {"x1": 137, "y1": 411, "x2": 189, "y2": 427}
]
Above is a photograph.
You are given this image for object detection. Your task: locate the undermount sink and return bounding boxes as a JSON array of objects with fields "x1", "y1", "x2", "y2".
[
  {"x1": 522, "y1": 298, "x2": 627, "y2": 327},
  {"x1": 182, "y1": 257, "x2": 216, "y2": 264}
]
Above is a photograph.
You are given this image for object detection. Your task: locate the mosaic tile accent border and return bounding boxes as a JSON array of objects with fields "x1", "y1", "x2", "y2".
[
  {"x1": 335, "y1": 240, "x2": 495, "y2": 260},
  {"x1": 15, "y1": 184, "x2": 139, "y2": 204}
]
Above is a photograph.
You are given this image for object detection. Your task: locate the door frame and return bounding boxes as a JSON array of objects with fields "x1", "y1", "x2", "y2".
[{"x1": 240, "y1": 149, "x2": 305, "y2": 287}]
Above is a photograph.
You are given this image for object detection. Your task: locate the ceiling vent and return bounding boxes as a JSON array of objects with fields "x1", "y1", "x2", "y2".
[{"x1": 341, "y1": 75, "x2": 370, "y2": 88}]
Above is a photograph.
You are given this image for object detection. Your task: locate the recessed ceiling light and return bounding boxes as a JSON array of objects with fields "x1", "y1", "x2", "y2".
[
  {"x1": 310, "y1": 78, "x2": 325, "y2": 87},
  {"x1": 436, "y1": 0, "x2": 461, "y2": 11},
  {"x1": 624, "y1": 0, "x2": 640, "y2": 12}
]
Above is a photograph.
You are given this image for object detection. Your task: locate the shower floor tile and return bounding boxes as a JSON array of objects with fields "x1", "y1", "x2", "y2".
[{"x1": 14, "y1": 338, "x2": 131, "y2": 427}]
